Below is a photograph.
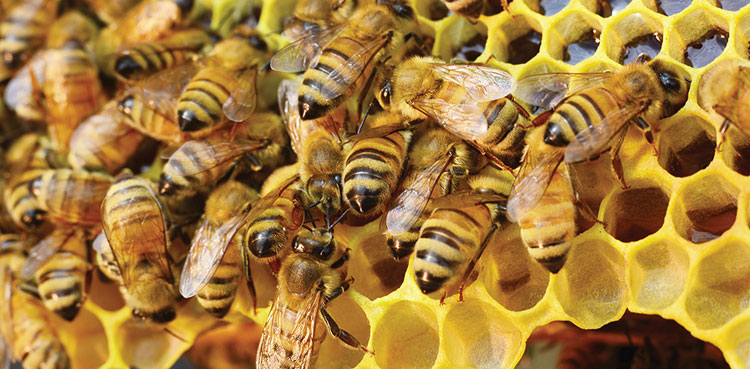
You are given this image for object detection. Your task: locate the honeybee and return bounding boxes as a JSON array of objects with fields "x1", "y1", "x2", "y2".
[
  {"x1": 507, "y1": 58, "x2": 691, "y2": 244},
  {"x1": 413, "y1": 164, "x2": 510, "y2": 296},
  {"x1": 698, "y1": 59, "x2": 750, "y2": 147},
  {"x1": 385, "y1": 127, "x2": 479, "y2": 259},
  {"x1": 376, "y1": 56, "x2": 524, "y2": 170},
  {"x1": 67, "y1": 101, "x2": 149, "y2": 174},
  {"x1": 4, "y1": 169, "x2": 48, "y2": 231},
  {"x1": 270, "y1": 0, "x2": 416, "y2": 120},
  {"x1": 4, "y1": 132, "x2": 54, "y2": 176},
  {"x1": 45, "y1": 11, "x2": 100, "y2": 49},
  {"x1": 29, "y1": 169, "x2": 113, "y2": 227},
  {"x1": 0, "y1": 234, "x2": 28, "y2": 278},
  {"x1": 179, "y1": 180, "x2": 259, "y2": 317},
  {"x1": 342, "y1": 111, "x2": 412, "y2": 219},
  {"x1": 282, "y1": 0, "x2": 359, "y2": 41},
  {"x1": 4, "y1": 49, "x2": 47, "y2": 121},
  {"x1": 81, "y1": 0, "x2": 142, "y2": 24},
  {"x1": 20, "y1": 228, "x2": 89, "y2": 321},
  {"x1": 0, "y1": 0, "x2": 60, "y2": 70},
  {"x1": 100, "y1": 173, "x2": 177, "y2": 322},
  {"x1": 256, "y1": 226, "x2": 371, "y2": 369},
  {"x1": 92, "y1": 231, "x2": 122, "y2": 284}
]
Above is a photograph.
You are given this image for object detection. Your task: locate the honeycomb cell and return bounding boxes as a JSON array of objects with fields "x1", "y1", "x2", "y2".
[
  {"x1": 628, "y1": 240, "x2": 690, "y2": 310},
  {"x1": 685, "y1": 240, "x2": 750, "y2": 329},
  {"x1": 489, "y1": 14, "x2": 543, "y2": 64},
  {"x1": 435, "y1": 18, "x2": 484, "y2": 60},
  {"x1": 722, "y1": 130, "x2": 750, "y2": 176},
  {"x1": 534, "y1": 0, "x2": 569, "y2": 16},
  {"x1": 483, "y1": 224, "x2": 549, "y2": 311},
  {"x1": 117, "y1": 320, "x2": 192, "y2": 369},
  {"x1": 668, "y1": 7, "x2": 730, "y2": 68},
  {"x1": 655, "y1": 0, "x2": 691, "y2": 16},
  {"x1": 602, "y1": 185, "x2": 670, "y2": 243},
  {"x1": 88, "y1": 271, "x2": 126, "y2": 312},
  {"x1": 603, "y1": 12, "x2": 663, "y2": 64},
  {"x1": 546, "y1": 12, "x2": 602, "y2": 65},
  {"x1": 673, "y1": 174, "x2": 738, "y2": 244},
  {"x1": 657, "y1": 113, "x2": 716, "y2": 178},
  {"x1": 735, "y1": 10, "x2": 750, "y2": 59},
  {"x1": 596, "y1": 0, "x2": 631, "y2": 17},
  {"x1": 372, "y1": 301, "x2": 439, "y2": 369},
  {"x1": 347, "y1": 230, "x2": 409, "y2": 300},
  {"x1": 455, "y1": 33, "x2": 488, "y2": 62},
  {"x1": 722, "y1": 319, "x2": 750, "y2": 369},
  {"x1": 553, "y1": 239, "x2": 628, "y2": 329},
  {"x1": 442, "y1": 299, "x2": 523, "y2": 369},
  {"x1": 58, "y1": 308, "x2": 108, "y2": 369},
  {"x1": 316, "y1": 294, "x2": 370, "y2": 368},
  {"x1": 414, "y1": 0, "x2": 450, "y2": 21}
]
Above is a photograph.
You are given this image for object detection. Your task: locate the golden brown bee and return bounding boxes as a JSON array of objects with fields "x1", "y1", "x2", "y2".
[
  {"x1": 45, "y1": 11, "x2": 99, "y2": 49},
  {"x1": 0, "y1": 0, "x2": 59, "y2": 70},
  {"x1": 377, "y1": 56, "x2": 524, "y2": 170},
  {"x1": 4, "y1": 132, "x2": 53, "y2": 176},
  {"x1": 100, "y1": 173, "x2": 177, "y2": 322},
  {"x1": 179, "y1": 180, "x2": 259, "y2": 317},
  {"x1": 282, "y1": 0, "x2": 360, "y2": 41},
  {"x1": 20, "y1": 228, "x2": 90, "y2": 321},
  {"x1": 384, "y1": 127, "x2": 478, "y2": 260},
  {"x1": 81, "y1": 0, "x2": 142, "y2": 24},
  {"x1": 0, "y1": 234, "x2": 28, "y2": 278},
  {"x1": 256, "y1": 227, "x2": 370, "y2": 368},
  {"x1": 29, "y1": 169, "x2": 113, "y2": 227},
  {"x1": 698, "y1": 59, "x2": 750, "y2": 147},
  {"x1": 270, "y1": 0, "x2": 416, "y2": 120},
  {"x1": 4, "y1": 169, "x2": 48, "y2": 231}
]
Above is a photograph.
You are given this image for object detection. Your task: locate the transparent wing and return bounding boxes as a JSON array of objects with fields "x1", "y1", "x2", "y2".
[
  {"x1": 179, "y1": 217, "x2": 229, "y2": 298},
  {"x1": 432, "y1": 63, "x2": 516, "y2": 102},
  {"x1": 513, "y1": 72, "x2": 614, "y2": 109},
  {"x1": 386, "y1": 153, "x2": 453, "y2": 236},
  {"x1": 279, "y1": 79, "x2": 304, "y2": 155},
  {"x1": 223, "y1": 67, "x2": 258, "y2": 122},
  {"x1": 506, "y1": 148, "x2": 564, "y2": 222},
  {"x1": 410, "y1": 99, "x2": 488, "y2": 140},
  {"x1": 92, "y1": 232, "x2": 109, "y2": 254},
  {"x1": 346, "y1": 122, "x2": 407, "y2": 144},
  {"x1": 125, "y1": 62, "x2": 201, "y2": 117},
  {"x1": 270, "y1": 24, "x2": 345, "y2": 73},
  {"x1": 564, "y1": 104, "x2": 644, "y2": 163},
  {"x1": 288, "y1": 289, "x2": 324, "y2": 367},
  {"x1": 256, "y1": 296, "x2": 285, "y2": 368},
  {"x1": 165, "y1": 139, "x2": 268, "y2": 176},
  {"x1": 20, "y1": 231, "x2": 71, "y2": 280},
  {"x1": 431, "y1": 190, "x2": 507, "y2": 210}
]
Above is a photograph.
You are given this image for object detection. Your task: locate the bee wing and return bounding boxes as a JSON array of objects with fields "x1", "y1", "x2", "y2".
[
  {"x1": 179, "y1": 217, "x2": 228, "y2": 298},
  {"x1": 386, "y1": 153, "x2": 453, "y2": 236},
  {"x1": 92, "y1": 232, "x2": 109, "y2": 254},
  {"x1": 270, "y1": 24, "x2": 346, "y2": 73},
  {"x1": 20, "y1": 231, "x2": 72, "y2": 280},
  {"x1": 346, "y1": 122, "x2": 408, "y2": 144},
  {"x1": 432, "y1": 64, "x2": 516, "y2": 102},
  {"x1": 564, "y1": 104, "x2": 644, "y2": 163},
  {"x1": 288, "y1": 289, "x2": 325, "y2": 366},
  {"x1": 126, "y1": 62, "x2": 201, "y2": 116},
  {"x1": 513, "y1": 72, "x2": 614, "y2": 110},
  {"x1": 506, "y1": 148, "x2": 564, "y2": 222},
  {"x1": 256, "y1": 296, "x2": 286, "y2": 368},
  {"x1": 431, "y1": 190, "x2": 507, "y2": 210},
  {"x1": 165, "y1": 139, "x2": 268, "y2": 176},
  {"x1": 279, "y1": 79, "x2": 305, "y2": 155},
  {"x1": 410, "y1": 98, "x2": 488, "y2": 140},
  {"x1": 223, "y1": 67, "x2": 258, "y2": 123}
]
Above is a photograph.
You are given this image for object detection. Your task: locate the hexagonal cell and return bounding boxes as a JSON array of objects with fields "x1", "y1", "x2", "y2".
[
  {"x1": 489, "y1": 14, "x2": 543, "y2": 64},
  {"x1": 655, "y1": 0, "x2": 691, "y2": 16},
  {"x1": 372, "y1": 301, "x2": 439, "y2": 369},
  {"x1": 185, "y1": 321, "x2": 261, "y2": 369},
  {"x1": 348, "y1": 231, "x2": 409, "y2": 300},
  {"x1": 435, "y1": 18, "x2": 484, "y2": 61},
  {"x1": 602, "y1": 185, "x2": 670, "y2": 243},
  {"x1": 553, "y1": 239, "x2": 628, "y2": 329},
  {"x1": 657, "y1": 114, "x2": 716, "y2": 178},
  {"x1": 522, "y1": 0, "x2": 569, "y2": 16},
  {"x1": 667, "y1": 8, "x2": 730, "y2": 68},
  {"x1": 546, "y1": 12, "x2": 602, "y2": 66},
  {"x1": 673, "y1": 175, "x2": 738, "y2": 244},
  {"x1": 603, "y1": 12, "x2": 663, "y2": 64},
  {"x1": 443, "y1": 299, "x2": 523, "y2": 369},
  {"x1": 414, "y1": 0, "x2": 450, "y2": 21},
  {"x1": 117, "y1": 319, "x2": 192, "y2": 369},
  {"x1": 483, "y1": 224, "x2": 549, "y2": 311},
  {"x1": 58, "y1": 308, "x2": 108, "y2": 369},
  {"x1": 454, "y1": 32, "x2": 487, "y2": 62},
  {"x1": 685, "y1": 240, "x2": 750, "y2": 330},
  {"x1": 723, "y1": 129, "x2": 750, "y2": 176},
  {"x1": 735, "y1": 11, "x2": 750, "y2": 60},
  {"x1": 317, "y1": 294, "x2": 370, "y2": 368},
  {"x1": 629, "y1": 240, "x2": 690, "y2": 310},
  {"x1": 595, "y1": 0, "x2": 631, "y2": 17},
  {"x1": 718, "y1": 0, "x2": 750, "y2": 11},
  {"x1": 722, "y1": 319, "x2": 750, "y2": 369}
]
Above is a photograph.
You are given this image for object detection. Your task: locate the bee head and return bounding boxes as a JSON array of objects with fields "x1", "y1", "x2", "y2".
[
  {"x1": 378, "y1": 79, "x2": 393, "y2": 109},
  {"x1": 649, "y1": 61, "x2": 691, "y2": 115},
  {"x1": 306, "y1": 174, "x2": 342, "y2": 213},
  {"x1": 292, "y1": 228, "x2": 335, "y2": 260},
  {"x1": 377, "y1": 0, "x2": 414, "y2": 19},
  {"x1": 21, "y1": 209, "x2": 46, "y2": 229}
]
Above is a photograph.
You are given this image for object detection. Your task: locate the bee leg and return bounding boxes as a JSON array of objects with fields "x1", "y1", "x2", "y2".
[
  {"x1": 634, "y1": 117, "x2": 659, "y2": 156},
  {"x1": 717, "y1": 119, "x2": 731, "y2": 152},
  {"x1": 455, "y1": 223, "x2": 498, "y2": 303},
  {"x1": 525, "y1": 110, "x2": 554, "y2": 128},
  {"x1": 608, "y1": 127, "x2": 629, "y2": 190},
  {"x1": 568, "y1": 164, "x2": 605, "y2": 227},
  {"x1": 439, "y1": 291, "x2": 448, "y2": 305},
  {"x1": 241, "y1": 246, "x2": 257, "y2": 315},
  {"x1": 320, "y1": 308, "x2": 374, "y2": 354},
  {"x1": 404, "y1": 32, "x2": 431, "y2": 56},
  {"x1": 323, "y1": 277, "x2": 353, "y2": 304},
  {"x1": 330, "y1": 248, "x2": 351, "y2": 270}
]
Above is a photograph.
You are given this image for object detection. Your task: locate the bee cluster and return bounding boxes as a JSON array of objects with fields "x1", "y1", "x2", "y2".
[{"x1": 0, "y1": 0, "x2": 749, "y2": 369}]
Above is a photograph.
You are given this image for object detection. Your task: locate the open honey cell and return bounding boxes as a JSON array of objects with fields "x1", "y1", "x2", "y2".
[
  {"x1": 454, "y1": 32, "x2": 488, "y2": 62},
  {"x1": 628, "y1": 240, "x2": 690, "y2": 310},
  {"x1": 443, "y1": 299, "x2": 523, "y2": 369},
  {"x1": 372, "y1": 301, "x2": 439, "y2": 369},
  {"x1": 602, "y1": 185, "x2": 670, "y2": 243},
  {"x1": 317, "y1": 294, "x2": 371, "y2": 368},
  {"x1": 685, "y1": 240, "x2": 750, "y2": 330},
  {"x1": 657, "y1": 114, "x2": 716, "y2": 178},
  {"x1": 346, "y1": 229, "x2": 409, "y2": 300},
  {"x1": 722, "y1": 319, "x2": 750, "y2": 369},
  {"x1": 116, "y1": 319, "x2": 194, "y2": 369},
  {"x1": 553, "y1": 239, "x2": 628, "y2": 329},
  {"x1": 673, "y1": 174, "x2": 738, "y2": 244},
  {"x1": 185, "y1": 322, "x2": 260, "y2": 369},
  {"x1": 413, "y1": 0, "x2": 450, "y2": 21},
  {"x1": 603, "y1": 12, "x2": 663, "y2": 64},
  {"x1": 490, "y1": 15, "x2": 543, "y2": 64},
  {"x1": 435, "y1": 18, "x2": 485, "y2": 60},
  {"x1": 668, "y1": 8, "x2": 731, "y2": 68},
  {"x1": 547, "y1": 12, "x2": 601, "y2": 65},
  {"x1": 722, "y1": 129, "x2": 750, "y2": 176}
]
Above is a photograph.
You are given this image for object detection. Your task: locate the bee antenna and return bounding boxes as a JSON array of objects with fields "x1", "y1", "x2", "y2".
[
  {"x1": 325, "y1": 205, "x2": 331, "y2": 230},
  {"x1": 357, "y1": 101, "x2": 375, "y2": 134},
  {"x1": 303, "y1": 209, "x2": 318, "y2": 228},
  {"x1": 328, "y1": 209, "x2": 350, "y2": 231},
  {"x1": 302, "y1": 224, "x2": 313, "y2": 232},
  {"x1": 306, "y1": 200, "x2": 321, "y2": 210}
]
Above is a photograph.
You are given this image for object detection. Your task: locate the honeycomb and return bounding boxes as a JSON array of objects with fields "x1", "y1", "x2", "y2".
[{"x1": 2, "y1": 0, "x2": 750, "y2": 368}]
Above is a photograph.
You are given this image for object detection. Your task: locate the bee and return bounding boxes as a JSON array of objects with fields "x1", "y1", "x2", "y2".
[
  {"x1": 4, "y1": 169, "x2": 48, "y2": 231},
  {"x1": 100, "y1": 173, "x2": 177, "y2": 322},
  {"x1": 4, "y1": 132, "x2": 54, "y2": 176},
  {"x1": 384, "y1": 127, "x2": 478, "y2": 260},
  {"x1": 342, "y1": 111, "x2": 412, "y2": 219},
  {"x1": 20, "y1": 229, "x2": 89, "y2": 321},
  {"x1": 0, "y1": 0, "x2": 60, "y2": 70},
  {"x1": 112, "y1": 28, "x2": 213, "y2": 81},
  {"x1": 45, "y1": 11, "x2": 99, "y2": 49},
  {"x1": 256, "y1": 225, "x2": 371, "y2": 368},
  {"x1": 376, "y1": 56, "x2": 524, "y2": 170},
  {"x1": 0, "y1": 234, "x2": 28, "y2": 277},
  {"x1": 413, "y1": 164, "x2": 511, "y2": 296},
  {"x1": 698, "y1": 59, "x2": 750, "y2": 147},
  {"x1": 270, "y1": 0, "x2": 416, "y2": 120},
  {"x1": 282, "y1": 0, "x2": 359, "y2": 41},
  {"x1": 4, "y1": 49, "x2": 47, "y2": 121},
  {"x1": 179, "y1": 180, "x2": 259, "y2": 317},
  {"x1": 67, "y1": 101, "x2": 149, "y2": 174},
  {"x1": 0, "y1": 267, "x2": 71, "y2": 369},
  {"x1": 92, "y1": 231, "x2": 121, "y2": 284},
  {"x1": 29, "y1": 169, "x2": 113, "y2": 227}
]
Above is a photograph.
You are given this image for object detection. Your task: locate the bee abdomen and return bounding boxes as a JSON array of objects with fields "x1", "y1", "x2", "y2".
[
  {"x1": 247, "y1": 211, "x2": 287, "y2": 258},
  {"x1": 36, "y1": 252, "x2": 88, "y2": 321},
  {"x1": 177, "y1": 69, "x2": 233, "y2": 132},
  {"x1": 343, "y1": 142, "x2": 402, "y2": 215},
  {"x1": 481, "y1": 99, "x2": 528, "y2": 168}
]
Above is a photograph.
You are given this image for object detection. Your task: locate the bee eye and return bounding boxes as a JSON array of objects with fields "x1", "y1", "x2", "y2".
[
  {"x1": 291, "y1": 237, "x2": 303, "y2": 253},
  {"x1": 659, "y1": 72, "x2": 682, "y2": 92},
  {"x1": 379, "y1": 84, "x2": 392, "y2": 107},
  {"x1": 334, "y1": 174, "x2": 342, "y2": 184}
]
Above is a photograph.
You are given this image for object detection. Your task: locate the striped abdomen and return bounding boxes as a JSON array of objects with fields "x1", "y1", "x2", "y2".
[
  {"x1": 343, "y1": 130, "x2": 411, "y2": 216},
  {"x1": 475, "y1": 98, "x2": 528, "y2": 169},
  {"x1": 0, "y1": 0, "x2": 58, "y2": 69},
  {"x1": 413, "y1": 204, "x2": 492, "y2": 294},
  {"x1": 4, "y1": 170, "x2": 47, "y2": 230},
  {"x1": 543, "y1": 87, "x2": 620, "y2": 153},
  {"x1": 440, "y1": 0, "x2": 483, "y2": 19},
  {"x1": 30, "y1": 169, "x2": 112, "y2": 226},
  {"x1": 118, "y1": 94, "x2": 184, "y2": 144},
  {"x1": 176, "y1": 67, "x2": 235, "y2": 132},
  {"x1": 114, "y1": 30, "x2": 209, "y2": 80},
  {"x1": 245, "y1": 187, "x2": 300, "y2": 260},
  {"x1": 12, "y1": 291, "x2": 70, "y2": 369},
  {"x1": 298, "y1": 36, "x2": 380, "y2": 120},
  {"x1": 35, "y1": 234, "x2": 89, "y2": 321},
  {"x1": 196, "y1": 240, "x2": 241, "y2": 317},
  {"x1": 159, "y1": 140, "x2": 241, "y2": 196},
  {"x1": 273, "y1": 300, "x2": 327, "y2": 368},
  {"x1": 518, "y1": 167, "x2": 575, "y2": 273}
]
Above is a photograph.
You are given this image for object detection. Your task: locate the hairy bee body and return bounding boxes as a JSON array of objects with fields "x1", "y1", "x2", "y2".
[
  {"x1": 30, "y1": 169, "x2": 112, "y2": 226},
  {"x1": 9, "y1": 286, "x2": 71, "y2": 369},
  {"x1": 0, "y1": 0, "x2": 59, "y2": 70},
  {"x1": 0, "y1": 234, "x2": 27, "y2": 275},
  {"x1": 113, "y1": 29, "x2": 211, "y2": 81},
  {"x1": 34, "y1": 230, "x2": 89, "y2": 321},
  {"x1": 4, "y1": 169, "x2": 47, "y2": 231},
  {"x1": 474, "y1": 99, "x2": 528, "y2": 169},
  {"x1": 159, "y1": 138, "x2": 244, "y2": 197},
  {"x1": 299, "y1": 129, "x2": 349, "y2": 213},
  {"x1": 117, "y1": 93, "x2": 185, "y2": 144},
  {"x1": 176, "y1": 66, "x2": 237, "y2": 132}
]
